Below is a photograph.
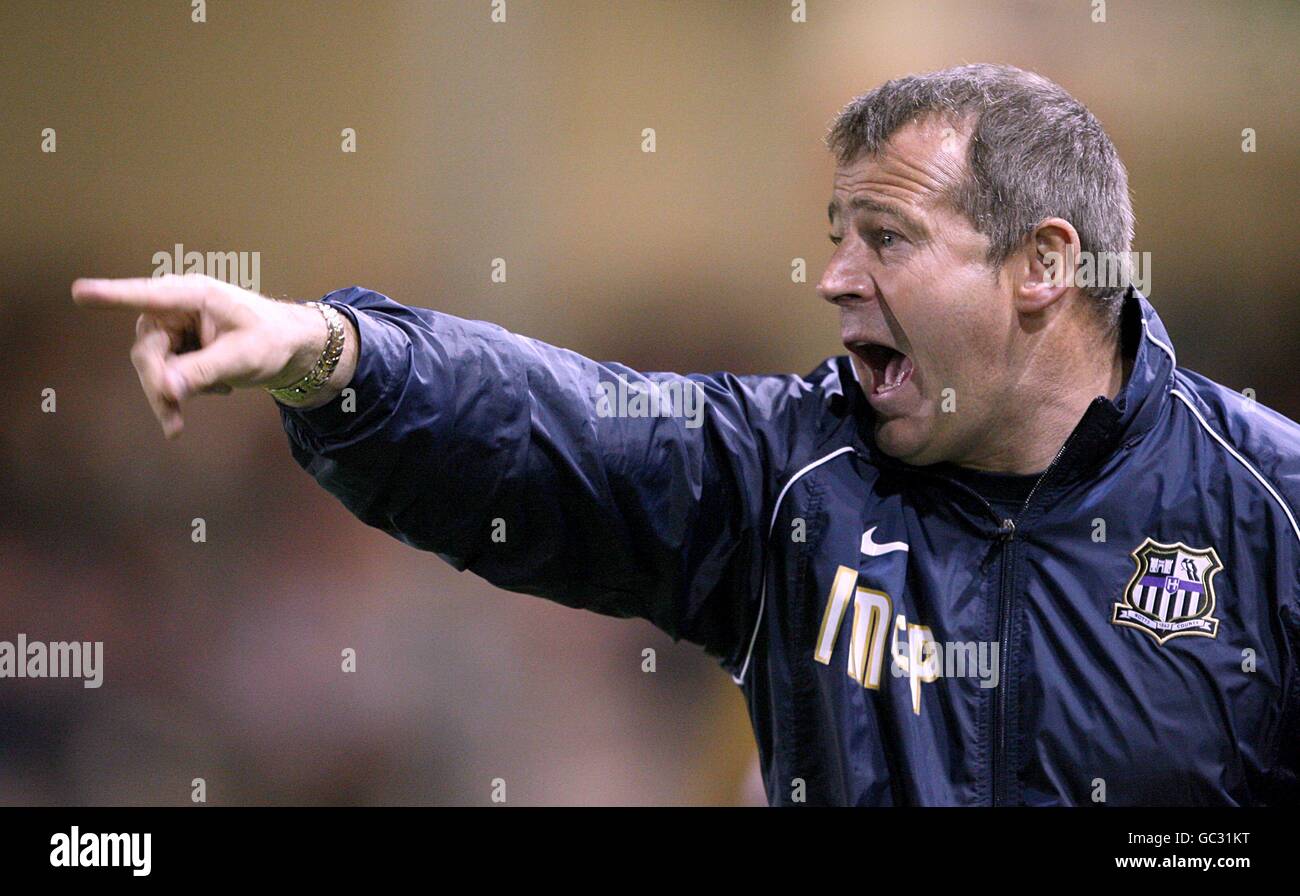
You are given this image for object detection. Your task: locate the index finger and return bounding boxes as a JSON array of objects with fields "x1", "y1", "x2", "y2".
[{"x1": 72, "y1": 275, "x2": 207, "y2": 313}]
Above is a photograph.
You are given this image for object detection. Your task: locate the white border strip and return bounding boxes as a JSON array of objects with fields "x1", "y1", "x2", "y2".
[
  {"x1": 1170, "y1": 388, "x2": 1300, "y2": 548},
  {"x1": 1142, "y1": 317, "x2": 1177, "y2": 368},
  {"x1": 733, "y1": 446, "x2": 856, "y2": 685}
]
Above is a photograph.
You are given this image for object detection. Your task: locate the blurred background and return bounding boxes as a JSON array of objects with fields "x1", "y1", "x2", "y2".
[{"x1": 0, "y1": 0, "x2": 1296, "y2": 805}]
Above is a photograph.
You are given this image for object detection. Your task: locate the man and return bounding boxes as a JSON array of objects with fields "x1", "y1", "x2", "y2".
[{"x1": 74, "y1": 65, "x2": 1299, "y2": 805}]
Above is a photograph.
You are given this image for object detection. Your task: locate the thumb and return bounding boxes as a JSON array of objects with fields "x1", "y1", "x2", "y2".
[{"x1": 163, "y1": 337, "x2": 252, "y2": 400}]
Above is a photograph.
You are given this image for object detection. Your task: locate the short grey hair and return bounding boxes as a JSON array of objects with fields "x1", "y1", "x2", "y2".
[{"x1": 827, "y1": 64, "x2": 1134, "y2": 325}]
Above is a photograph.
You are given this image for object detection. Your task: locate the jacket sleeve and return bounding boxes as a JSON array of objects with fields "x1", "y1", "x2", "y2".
[{"x1": 278, "y1": 287, "x2": 818, "y2": 669}]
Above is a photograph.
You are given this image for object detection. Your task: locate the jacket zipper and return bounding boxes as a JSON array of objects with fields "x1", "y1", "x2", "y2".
[
  {"x1": 988, "y1": 435, "x2": 1075, "y2": 806},
  {"x1": 863, "y1": 423, "x2": 1087, "y2": 805},
  {"x1": 992, "y1": 515, "x2": 1016, "y2": 805}
]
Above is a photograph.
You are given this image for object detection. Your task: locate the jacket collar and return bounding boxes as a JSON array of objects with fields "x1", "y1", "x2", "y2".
[
  {"x1": 1120, "y1": 286, "x2": 1177, "y2": 447},
  {"x1": 1051, "y1": 285, "x2": 1175, "y2": 477}
]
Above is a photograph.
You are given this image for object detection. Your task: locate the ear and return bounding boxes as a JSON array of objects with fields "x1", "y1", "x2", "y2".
[{"x1": 1013, "y1": 217, "x2": 1082, "y2": 315}]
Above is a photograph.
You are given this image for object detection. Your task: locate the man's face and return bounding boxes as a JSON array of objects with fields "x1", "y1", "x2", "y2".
[{"x1": 819, "y1": 118, "x2": 1017, "y2": 468}]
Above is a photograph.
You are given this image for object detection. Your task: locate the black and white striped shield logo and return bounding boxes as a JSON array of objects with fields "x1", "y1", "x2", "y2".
[{"x1": 1112, "y1": 538, "x2": 1222, "y2": 645}]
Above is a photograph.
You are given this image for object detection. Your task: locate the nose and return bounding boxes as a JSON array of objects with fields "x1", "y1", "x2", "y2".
[{"x1": 817, "y1": 240, "x2": 867, "y2": 306}]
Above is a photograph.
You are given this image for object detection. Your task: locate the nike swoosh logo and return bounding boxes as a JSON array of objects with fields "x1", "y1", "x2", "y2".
[{"x1": 861, "y1": 526, "x2": 909, "y2": 557}]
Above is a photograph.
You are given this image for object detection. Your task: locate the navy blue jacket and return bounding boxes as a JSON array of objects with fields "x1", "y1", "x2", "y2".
[{"x1": 280, "y1": 286, "x2": 1300, "y2": 805}]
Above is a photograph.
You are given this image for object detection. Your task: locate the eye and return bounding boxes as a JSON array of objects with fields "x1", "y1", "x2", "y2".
[
  {"x1": 828, "y1": 234, "x2": 843, "y2": 246},
  {"x1": 876, "y1": 229, "x2": 900, "y2": 248}
]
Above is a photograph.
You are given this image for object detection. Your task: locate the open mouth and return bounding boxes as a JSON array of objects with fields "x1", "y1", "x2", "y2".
[{"x1": 849, "y1": 342, "x2": 915, "y2": 396}]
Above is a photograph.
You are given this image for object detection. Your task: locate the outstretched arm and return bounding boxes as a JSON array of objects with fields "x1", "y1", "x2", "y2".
[{"x1": 74, "y1": 274, "x2": 815, "y2": 669}]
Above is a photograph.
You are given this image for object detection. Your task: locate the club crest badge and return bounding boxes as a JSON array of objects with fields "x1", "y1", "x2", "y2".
[{"x1": 1112, "y1": 538, "x2": 1222, "y2": 644}]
